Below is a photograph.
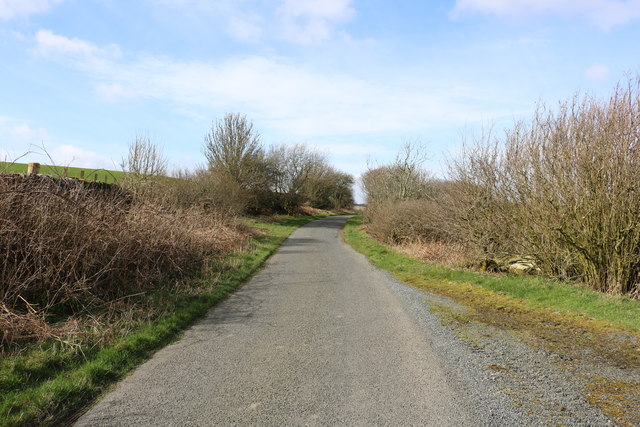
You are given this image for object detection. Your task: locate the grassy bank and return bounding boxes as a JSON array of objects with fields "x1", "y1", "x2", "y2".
[
  {"x1": 0, "y1": 161, "x2": 126, "y2": 183},
  {"x1": 0, "y1": 215, "x2": 321, "y2": 426}
]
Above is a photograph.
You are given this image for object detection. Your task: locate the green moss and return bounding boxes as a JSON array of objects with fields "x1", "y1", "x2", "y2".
[{"x1": 586, "y1": 377, "x2": 640, "y2": 426}]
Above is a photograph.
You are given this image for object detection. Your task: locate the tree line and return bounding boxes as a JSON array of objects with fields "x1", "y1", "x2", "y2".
[{"x1": 123, "y1": 112, "x2": 354, "y2": 215}]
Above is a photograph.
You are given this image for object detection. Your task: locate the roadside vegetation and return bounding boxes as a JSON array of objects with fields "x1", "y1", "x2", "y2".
[
  {"x1": 362, "y1": 75, "x2": 640, "y2": 299},
  {"x1": 0, "y1": 113, "x2": 353, "y2": 425},
  {"x1": 201, "y1": 112, "x2": 354, "y2": 215},
  {"x1": 345, "y1": 217, "x2": 640, "y2": 334}
]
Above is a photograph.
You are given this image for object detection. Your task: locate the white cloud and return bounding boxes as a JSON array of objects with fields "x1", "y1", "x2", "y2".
[
  {"x1": 226, "y1": 14, "x2": 264, "y2": 43},
  {"x1": 0, "y1": 117, "x2": 115, "y2": 169},
  {"x1": 145, "y1": 0, "x2": 358, "y2": 44},
  {"x1": 585, "y1": 63, "x2": 611, "y2": 82},
  {"x1": 276, "y1": 0, "x2": 356, "y2": 44},
  {"x1": 0, "y1": 0, "x2": 66, "y2": 20},
  {"x1": 31, "y1": 31, "x2": 515, "y2": 143},
  {"x1": 148, "y1": 0, "x2": 258, "y2": 41},
  {"x1": 95, "y1": 82, "x2": 137, "y2": 103},
  {"x1": 34, "y1": 30, "x2": 122, "y2": 68},
  {"x1": 451, "y1": 0, "x2": 640, "y2": 30},
  {"x1": 49, "y1": 145, "x2": 114, "y2": 169},
  {"x1": 0, "y1": 117, "x2": 51, "y2": 161},
  {"x1": 316, "y1": 142, "x2": 391, "y2": 158}
]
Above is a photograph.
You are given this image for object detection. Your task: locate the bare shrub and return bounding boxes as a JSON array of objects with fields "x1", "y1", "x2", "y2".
[
  {"x1": 120, "y1": 135, "x2": 168, "y2": 196},
  {"x1": 121, "y1": 135, "x2": 167, "y2": 177},
  {"x1": 267, "y1": 144, "x2": 322, "y2": 213},
  {"x1": 366, "y1": 199, "x2": 447, "y2": 244},
  {"x1": 202, "y1": 114, "x2": 354, "y2": 214},
  {"x1": 266, "y1": 144, "x2": 354, "y2": 213},
  {"x1": 0, "y1": 173, "x2": 250, "y2": 344},
  {"x1": 362, "y1": 142, "x2": 431, "y2": 222},
  {"x1": 152, "y1": 169, "x2": 247, "y2": 216},
  {"x1": 362, "y1": 142, "x2": 444, "y2": 244},
  {"x1": 448, "y1": 77, "x2": 640, "y2": 295},
  {"x1": 303, "y1": 166, "x2": 354, "y2": 210},
  {"x1": 203, "y1": 113, "x2": 269, "y2": 191},
  {"x1": 297, "y1": 204, "x2": 330, "y2": 216}
]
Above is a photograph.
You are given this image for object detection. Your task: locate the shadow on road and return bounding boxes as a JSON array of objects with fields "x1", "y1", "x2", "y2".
[
  {"x1": 302, "y1": 216, "x2": 351, "y2": 230},
  {"x1": 282, "y1": 237, "x2": 319, "y2": 246}
]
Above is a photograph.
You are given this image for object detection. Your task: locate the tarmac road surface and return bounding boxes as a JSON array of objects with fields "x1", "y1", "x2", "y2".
[{"x1": 76, "y1": 216, "x2": 480, "y2": 426}]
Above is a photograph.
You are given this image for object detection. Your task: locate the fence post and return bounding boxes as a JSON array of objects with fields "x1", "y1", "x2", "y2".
[
  {"x1": 27, "y1": 162, "x2": 40, "y2": 175},
  {"x1": 80, "y1": 170, "x2": 85, "y2": 179}
]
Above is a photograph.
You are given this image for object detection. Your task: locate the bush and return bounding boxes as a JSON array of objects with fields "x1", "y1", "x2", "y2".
[
  {"x1": 366, "y1": 199, "x2": 446, "y2": 244},
  {"x1": 448, "y1": 77, "x2": 640, "y2": 295},
  {"x1": 0, "y1": 174, "x2": 249, "y2": 343},
  {"x1": 362, "y1": 142, "x2": 445, "y2": 244},
  {"x1": 154, "y1": 169, "x2": 248, "y2": 216},
  {"x1": 203, "y1": 114, "x2": 354, "y2": 214}
]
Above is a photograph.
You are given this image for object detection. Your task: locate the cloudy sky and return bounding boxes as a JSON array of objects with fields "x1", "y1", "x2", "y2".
[{"x1": 1, "y1": 0, "x2": 640, "y2": 198}]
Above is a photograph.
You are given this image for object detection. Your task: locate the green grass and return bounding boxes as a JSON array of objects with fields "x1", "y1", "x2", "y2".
[
  {"x1": 343, "y1": 216, "x2": 640, "y2": 334},
  {"x1": 0, "y1": 161, "x2": 127, "y2": 184},
  {"x1": 0, "y1": 214, "x2": 322, "y2": 427}
]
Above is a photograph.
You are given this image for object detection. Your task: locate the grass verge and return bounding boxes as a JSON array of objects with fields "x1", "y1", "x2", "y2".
[
  {"x1": 344, "y1": 217, "x2": 640, "y2": 334},
  {"x1": 0, "y1": 215, "x2": 322, "y2": 427},
  {"x1": 343, "y1": 216, "x2": 640, "y2": 425}
]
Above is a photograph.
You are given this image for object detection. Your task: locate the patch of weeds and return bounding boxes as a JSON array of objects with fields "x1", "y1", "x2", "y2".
[
  {"x1": 426, "y1": 302, "x2": 473, "y2": 325},
  {"x1": 422, "y1": 285, "x2": 639, "y2": 370},
  {"x1": 344, "y1": 216, "x2": 640, "y2": 334}
]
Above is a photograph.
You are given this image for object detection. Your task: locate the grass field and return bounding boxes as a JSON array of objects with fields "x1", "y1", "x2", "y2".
[
  {"x1": 0, "y1": 214, "x2": 324, "y2": 426},
  {"x1": 0, "y1": 162, "x2": 127, "y2": 184}
]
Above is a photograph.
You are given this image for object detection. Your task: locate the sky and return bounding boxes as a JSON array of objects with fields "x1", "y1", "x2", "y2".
[{"x1": 1, "y1": 0, "x2": 640, "y2": 201}]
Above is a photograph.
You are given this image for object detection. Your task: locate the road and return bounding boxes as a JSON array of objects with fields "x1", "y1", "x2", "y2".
[{"x1": 76, "y1": 216, "x2": 480, "y2": 426}]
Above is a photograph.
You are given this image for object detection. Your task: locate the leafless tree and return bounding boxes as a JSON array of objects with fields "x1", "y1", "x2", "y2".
[
  {"x1": 203, "y1": 113, "x2": 268, "y2": 190},
  {"x1": 121, "y1": 135, "x2": 167, "y2": 179}
]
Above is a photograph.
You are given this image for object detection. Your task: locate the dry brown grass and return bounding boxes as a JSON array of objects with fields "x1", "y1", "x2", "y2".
[
  {"x1": 365, "y1": 199, "x2": 450, "y2": 245},
  {"x1": 297, "y1": 204, "x2": 330, "y2": 216},
  {"x1": 0, "y1": 173, "x2": 250, "y2": 345},
  {"x1": 394, "y1": 239, "x2": 473, "y2": 268}
]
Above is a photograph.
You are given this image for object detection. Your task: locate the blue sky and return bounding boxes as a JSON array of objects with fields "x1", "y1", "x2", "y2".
[{"x1": 1, "y1": 0, "x2": 640, "y2": 199}]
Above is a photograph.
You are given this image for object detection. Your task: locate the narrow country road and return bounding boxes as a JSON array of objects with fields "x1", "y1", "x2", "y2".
[{"x1": 75, "y1": 216, "x2": 509, "y2": 426}]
